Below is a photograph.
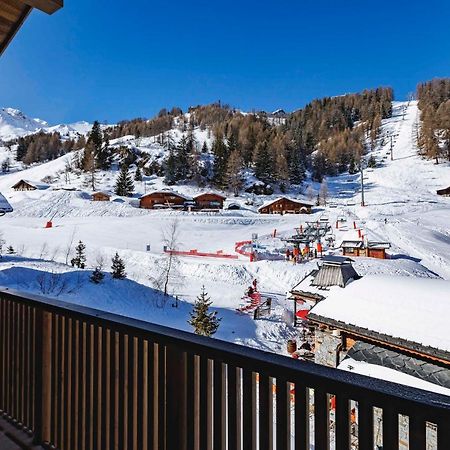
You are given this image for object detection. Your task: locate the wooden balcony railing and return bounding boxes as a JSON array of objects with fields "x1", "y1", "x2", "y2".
[{"x1": 0, "y1": 287, "x2": 449, "y2": 449}]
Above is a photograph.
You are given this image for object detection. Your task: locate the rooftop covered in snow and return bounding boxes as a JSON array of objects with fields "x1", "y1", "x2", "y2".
[{"x1": 309, "y1": 275, "x2": 450, "y2": 356}]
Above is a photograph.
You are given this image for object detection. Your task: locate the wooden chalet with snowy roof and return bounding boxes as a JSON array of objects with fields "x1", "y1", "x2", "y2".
[
  {"x1": 437, "y1": 186, "x2": 450, "y2": 197},
  {"x1": 307, "y1": 276, "x2": 450, "y2": 393},
  {"x1": 139, "y1": 190, "x2": 190, "y2": 209},
  {"x1": 12, "y1": 179, "x2": 49, "y2": 191},
  {"x1": 91, "y1": 191, "x2": 110, "y2": 202},
  {"x1": 194, "y1": 192, "x2": 226, "y2": 210},
  {"x1": 258, "y1": 197, "x2": 313, "y2": 215},
  {"x1": 341, "y1": 240, "x2": 391, "y2": 259},
  {"x1": 288, "y1": 255, "x2": 360, "y2": 326}
]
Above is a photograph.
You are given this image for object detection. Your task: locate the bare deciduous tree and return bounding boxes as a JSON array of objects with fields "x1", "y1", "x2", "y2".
[
  {"x1": 151, "y1": 220, "x2": 184, "y2": 304},
  {"x1": 64, "y1": 229, "x2": 77, "y2": 265}
]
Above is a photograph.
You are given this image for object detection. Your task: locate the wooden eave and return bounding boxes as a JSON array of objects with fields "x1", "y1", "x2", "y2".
[
  {"x1": 308, "y1": 312, "x2": 450, "y2": 366},
  {"x1": 0, "y1": 0, "x2": 63, "y2": 56}
]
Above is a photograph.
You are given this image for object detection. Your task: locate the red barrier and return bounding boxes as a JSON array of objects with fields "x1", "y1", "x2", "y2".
[
  {"x1": 235, "y1": 240, "x2": 254, "y2": 260},
  {"x1": 165, "y1": 248, "x2": 239, "y2": 260}
]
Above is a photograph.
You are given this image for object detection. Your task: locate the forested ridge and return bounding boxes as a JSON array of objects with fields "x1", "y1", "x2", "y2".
[
  {"x1": 417, "y1": 78, "x2": 450, "y2": 163},
  {"x1": 5, "y1": 87, "x2": 396, "y2": 194}
]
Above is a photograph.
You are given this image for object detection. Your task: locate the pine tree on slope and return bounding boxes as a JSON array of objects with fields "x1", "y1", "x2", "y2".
[
  {"x1": 188, "y1": 286, "x2": 221, "y2": 337},
  {"x1": 71, "y1": 241, "x2": 87, "y2": 269},
  {"x1": 115, "y1": 164, "x2": 134, "y2": 197},
  {"x1": 134, "y1": 165, "x2": 143, "y2": 182},
  {"x1": 111, "y1": 253, "x2": 126, "y2": 279}
]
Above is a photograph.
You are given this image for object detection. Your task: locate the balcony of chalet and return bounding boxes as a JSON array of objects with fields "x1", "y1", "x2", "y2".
[{"x1": 0, "y1": 287, "x2": 449, "y2": 450}]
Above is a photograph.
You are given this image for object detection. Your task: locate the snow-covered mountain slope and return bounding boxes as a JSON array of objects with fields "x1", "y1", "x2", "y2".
[
  {"x1": 0, "y1": 107, "x2": 92, "y2": 141},
  {"x1": 0, "y1": 108, "x2": 48, "y2": 140},
  {"x1": 327, "y1": 101, "x2": 450, "y2": 278}
]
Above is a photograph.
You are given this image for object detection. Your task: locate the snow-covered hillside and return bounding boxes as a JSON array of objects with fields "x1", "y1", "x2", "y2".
[{"x1": 0, "y1": 107, "x2": 92, "y2": 141}]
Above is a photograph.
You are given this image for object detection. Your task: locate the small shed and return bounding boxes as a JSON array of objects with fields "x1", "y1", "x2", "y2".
[
  {"x1": 194, "y1": 193, "x2": 226, "y2": 210},
  {"x1": 92, "y1": 192, "x2": 111, "y2": 202},
  {"x1": 341, "y1": 240, "x2": 390, "y2": 259},
  {"x1": 12, "y1": 180, "x2": 49, "y2": 191},
  {"x1": 437, "y1": 187, "x2": 450, "y2": 197},
  {"x1": 258, "y1": 197, "x2": 313, "y2": 215},
  {"x1": 140, "y1": 190, "x2": 190, "y2": 209}
]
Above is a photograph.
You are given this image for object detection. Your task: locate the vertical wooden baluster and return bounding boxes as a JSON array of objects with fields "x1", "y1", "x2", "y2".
[
  {"x1": 228, "y1": 365, "x2": 238, "y2": 450},
  {"x1": 166, "y1": 344, "x2": 187, "y2": 450},
  {"x1": 242, "y1": 369, "x2": 256, "y2": 450},
  {"x1": 72, "y1": 319, "x2": 79, "y2": 450},
  {"x1": 358, "y1": 399, "x2": 374, "y2": 450},
  {"x1": 276, "y1": 378, "x2": 290, "y2": 450},
  {"x1": 185, "y1": 352, "x2": 195, "y2": 450},
  {"x1": 335, "y1": 395, "x2": 350, "y2": 450},
  {"x1": 65, "y1": 317, "x2": 72, "y2": 450},
  {"x1": 213, "y1": 360, "x2": 226, "y2": 450},
  {"x1": 383, "y1": 407, "x2": 399, "y2": 450},
  {"x1": 157, "y1": 343, "x2": 166, "y2": 450},
  {"x1": 314, "y1": 388, "x2": 329, "y2": 450},
  {"x1": 33, "y1": 309, "x2": 52, "y2": 446}
]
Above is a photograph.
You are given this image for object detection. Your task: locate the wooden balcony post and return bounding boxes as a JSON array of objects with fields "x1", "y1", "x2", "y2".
[
  {"x1": 33, "y1": 309, "x2": 52, "y2": 445},
  {"x1": 166, "y1": 344, "x2": 187, "y2": 450}
]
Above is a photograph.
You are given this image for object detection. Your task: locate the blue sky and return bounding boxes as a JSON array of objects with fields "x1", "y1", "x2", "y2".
[{"x1": 1, "y1": 0, "x2": 449, "y2": 124}]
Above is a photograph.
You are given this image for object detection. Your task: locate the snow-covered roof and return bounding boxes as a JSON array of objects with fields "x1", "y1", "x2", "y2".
[
  {"x1": 12, "y1": 179, "x2": 49, "y2": 190},
  {"x1": 339, "y1": 357, "x2": 450, "y2": 396},
  {"x1": 140, "y1": 190, "x2": 191, "y2": 200},
  {"x1": 367, "y1": 241, "x2": 391, "y2": 249},
  {"x1": 258, "y1": 196, "x2": 314, "y2": 210},
  {"x1": 310, "y1": 275, "x2": 450, "y2": 353},
  {"x1": 341, "y1": 240, "x2": 364, "y2": 248},
  {"x1": 193, "y1": 192, "x2": 226, "y2": 200},
  {"x1": 0, "y1": 193, "x2": 13, "y2": 213}
]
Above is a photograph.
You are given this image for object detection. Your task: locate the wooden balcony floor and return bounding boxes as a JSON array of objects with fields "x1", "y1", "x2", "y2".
[{"x1": 0, "y1": 416, "x2": 44, "y2": 450}]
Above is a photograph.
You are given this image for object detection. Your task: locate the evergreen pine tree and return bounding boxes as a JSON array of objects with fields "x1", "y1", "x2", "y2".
[
  {"x1": 90, "y1": 266, "x2": 105, "y2": 284},
  {"x1": 212, "y1": 134, "x2": 229, "y2": 188},
  {"x1": 16, "y1": 138, "x2": 27, "y2": 161},
  {"x1": 175, "y1": 135, "x2": 190, "y2": 180},
  {"x1": 226, "y1": 150, "x2": 244, "y2": 195},
  {"x1": 6, "y1": 245, "x2": 15, "y2": 255},
  {"x1": 311, "y1": 153, "x2": 327, "y2": 182},
  {"x1": 111, "y1": 252, "x2": 126, "y2": 279},
  {"x1": 288, "y1": 148, "x2": 306, "y2": 185},
  {"x1": 253, "y1": 141, "x2": 273, "y2": 183},
  {"x1": 134, "y1": 165, "x2": 143, "y2": 181},
  {"x1": 188, "y1": 286, "x2": 221, "y2": 337},
  {"x1": 201, "y1": 141, "x2": 209, "y2": 154},
  {"x1": 115, "y1": 164, "x2": 135, "y2": 197},
  {"x1": 348, "y1": 155, "x2": 358, "y2": 174},
  {"x1": 71, "y1": 241, "x2": 87, "y2": 269},
  {"x1": 164, "y1": 147, "x2": 178, "y2": 184},
  {"x1": 367, "y1": 155, "x2": 377, "y2": 168}
]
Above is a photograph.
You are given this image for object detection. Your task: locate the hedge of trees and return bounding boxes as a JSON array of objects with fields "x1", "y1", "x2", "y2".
[
  {"x1": 14, "y1": 132, "x2": 83, "y2": 165},
  {"x1": 417, "y1": 78, "x2": 450, "y2": 163}
]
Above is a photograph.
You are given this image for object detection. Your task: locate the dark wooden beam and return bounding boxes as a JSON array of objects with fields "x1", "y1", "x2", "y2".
[
  {"x1": 0, "y1": 4, "x2": 31, "y2": 56},
  {"x1": 21, "y1": 0, "x2": 63, "y2": 14}
]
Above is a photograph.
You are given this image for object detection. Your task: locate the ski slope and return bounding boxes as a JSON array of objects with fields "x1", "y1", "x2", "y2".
[{"x1": 328, "y1": 101, "x2": 450, "y2": 279}]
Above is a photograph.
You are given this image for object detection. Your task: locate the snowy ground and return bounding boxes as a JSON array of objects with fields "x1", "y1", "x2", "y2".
[{"x1": 0, "y1": 101, "x2": 448, "y2": 362}]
